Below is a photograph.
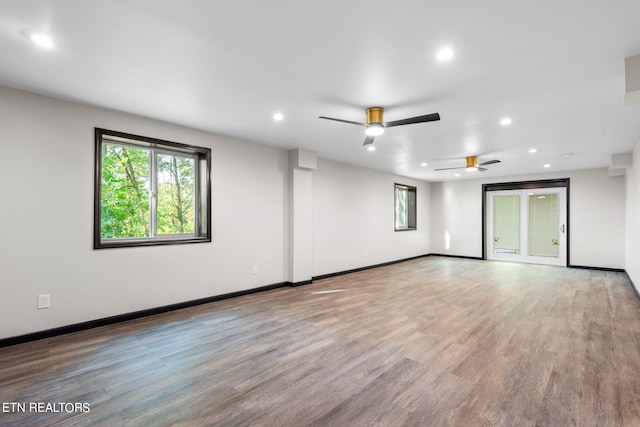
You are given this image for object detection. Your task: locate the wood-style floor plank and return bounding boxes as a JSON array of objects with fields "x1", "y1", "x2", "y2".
[{"x1": 2, "y1": 257, "x2": 640, "y2": 426}]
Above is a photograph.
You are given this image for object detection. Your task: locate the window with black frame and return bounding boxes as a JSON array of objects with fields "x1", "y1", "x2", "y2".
[
  {"x1": 94, "y1": 128, "x2": 211, "y2": 249},
  {"x1": 394, "y1": 183, "x2": 416, "y2": 231}
]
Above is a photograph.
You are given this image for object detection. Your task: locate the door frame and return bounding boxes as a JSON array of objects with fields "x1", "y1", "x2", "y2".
[{"x1": 482, "y1": 178, "x2": 570, "y2": 266}]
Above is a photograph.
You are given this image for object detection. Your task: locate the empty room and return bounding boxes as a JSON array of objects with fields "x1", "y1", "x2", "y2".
[{"x1": 2, "y1": 1, "x2": 640, "y2": 426}]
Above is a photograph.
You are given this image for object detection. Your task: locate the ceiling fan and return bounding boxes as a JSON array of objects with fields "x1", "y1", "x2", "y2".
[
  {"x1": 319, "y1": 107, "x2": 440, "y2": 146},
  {"x1": 434, "y1": 156, "x2": 501, "y2": 172}
]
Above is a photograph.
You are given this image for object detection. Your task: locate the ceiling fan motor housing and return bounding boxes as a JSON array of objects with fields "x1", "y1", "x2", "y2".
[
  {"x1": 366, "y1": 107, "x2": 384, "y2": 124},
  {"x1": 466, "y1": 156, "x2": 478, "y2": 168}
]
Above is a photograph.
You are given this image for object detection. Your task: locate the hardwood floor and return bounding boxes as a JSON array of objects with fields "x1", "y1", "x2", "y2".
[{"x1": 2, "y1": 257, "x2": 640, "y2": 426}]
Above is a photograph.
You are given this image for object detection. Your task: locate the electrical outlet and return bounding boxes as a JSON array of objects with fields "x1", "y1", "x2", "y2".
[
  {"x1": 37, "y1": 294, "x2": 50, "y2": 309},
  {"x1": 252, "y1": 265, "x2": 258, "y2": 274},
  {"x1": 364, "y1": 250, "x2": 368, "y2": 256}
]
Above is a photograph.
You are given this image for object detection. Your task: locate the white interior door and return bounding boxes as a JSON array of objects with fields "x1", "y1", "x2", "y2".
[{"x1": 486, "y1": 188, "x2": 567, "y2": 266}]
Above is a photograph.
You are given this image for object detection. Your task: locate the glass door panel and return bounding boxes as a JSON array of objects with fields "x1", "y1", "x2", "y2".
[
  {"x1": 493, "y1": 195, "x2": 520, "y2": 254},
  {"x1": 528, "y1": 193, "x2": 559, "y2": 258}
]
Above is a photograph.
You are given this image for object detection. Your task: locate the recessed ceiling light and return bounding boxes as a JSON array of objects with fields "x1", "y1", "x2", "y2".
[
  {"x1": 367, "y1": 146, "x2": 376, "y2": 152},
  {"x1": 29, "y1": 32, "x2": 54, "y2": 48},
  {"x1": 437, "y1": 47, "x2": 454, "y2": 61},
  {"x1": 500, "y1": 117, "x2": 512, "y2": 126},
  {"x1": 543, "y1": 164, "x2": 551, "y2": 168},
  {"x1": 529, "y1": 148, "x2": 537, "y2": 153},
  {"x1": 421, "y1": 162, "x2": 428, "y2": 167},
  {"x1": 273, "y1": 112, "x2": 284, "y2": 121},
  {"x1": 455, "y1": 173, "x2": 461, "y2": 177}
]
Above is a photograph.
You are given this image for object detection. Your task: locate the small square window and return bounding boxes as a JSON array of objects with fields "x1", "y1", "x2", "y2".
[{"x1": 395, "y1": 184, "x2": 416, "y2": 231}]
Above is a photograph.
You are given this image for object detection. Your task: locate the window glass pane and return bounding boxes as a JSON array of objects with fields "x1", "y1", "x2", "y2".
[
  {"x1": 407, "y1": 188, "x2": 416, "y2": 228},
  {"x1": 100, "y1": 143, "x2": 151, "y2": 239},
  {"x1": 528, "y1": 193, "x2": 559, "y2": 257},
  {"x1": 493, "y1": 195, "x2": 520, "y2": 254},
  {"x1": 395, "y1": 187, "x2": 408, "y2": 229},
  {"x1": 156, "y1": 153, "x2": 196, "y2": 235}
]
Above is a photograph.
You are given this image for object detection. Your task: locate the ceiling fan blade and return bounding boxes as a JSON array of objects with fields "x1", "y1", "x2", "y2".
[
  {"x1": 478, "y1": 167, "x2": 489, "y2": 172},
  {"x1": 384, "y1": 113, "x2": 440, "y2": 128},
  {"x1": 319, "y1": 116, "x2": 366, "y2": 126},
  {"x1": 363, "y1": 135, "x2": 375, "y2": 146},
  {"x1": 434, "y1": 166, "x2": 465, "y2": 171},
  {"x1": 479, "y1": 159, "x2": 501, "y2": 166}
]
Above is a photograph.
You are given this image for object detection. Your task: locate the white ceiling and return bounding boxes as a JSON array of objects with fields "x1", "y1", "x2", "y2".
[{"x1": 2, "y1": 0, "x2": 640, "y2": 181}]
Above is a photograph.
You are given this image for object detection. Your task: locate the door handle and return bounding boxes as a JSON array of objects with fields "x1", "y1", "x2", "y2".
[{"x1": 560, "y1": 224, "x2": 565, "y2": 233}]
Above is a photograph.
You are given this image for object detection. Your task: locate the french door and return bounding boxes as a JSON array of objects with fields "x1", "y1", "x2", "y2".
[{"x1": 486, "y1": 187, "x2": 567, "y2": 266}]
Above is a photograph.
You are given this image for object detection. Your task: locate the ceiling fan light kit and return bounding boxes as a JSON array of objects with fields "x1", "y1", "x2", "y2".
[{"x1": 365, "y1": 123, "x2": 384, "y2": 136}]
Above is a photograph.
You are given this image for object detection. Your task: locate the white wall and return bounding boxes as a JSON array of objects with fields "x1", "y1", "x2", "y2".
[
  {"x1": 626, "y1": 141, "x2": 640, "y2": 288},
  {"x1": 312, "y1": 159, "x2": 431, "y2": 277},
  {"x1": 0, "y1": 86, "x2": 289, "y2": 339},
  {"x1": 431, "y1": 168, "x2": 626, "y2": 269}
]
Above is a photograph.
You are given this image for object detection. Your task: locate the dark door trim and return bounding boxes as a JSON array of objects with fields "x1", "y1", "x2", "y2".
[{"x1": 482, "y1": 178, "x2": 570, "y2": 265}]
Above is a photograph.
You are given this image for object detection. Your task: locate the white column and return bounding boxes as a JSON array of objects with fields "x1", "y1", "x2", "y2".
[{"x1": 288, "y1": 149, "x2": 317, "y2": 285}]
